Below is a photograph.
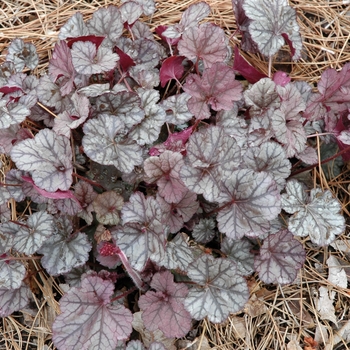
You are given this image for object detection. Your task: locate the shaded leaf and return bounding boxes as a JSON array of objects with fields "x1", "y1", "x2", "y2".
[
  {"x1": 254, "y1": 229, "x2": 305, "y2": 284},
  {"x1": 139, "y1": 270, "x2": 192, "y2": 338},
  {"x1": 281, "y1": 180, "x2": 345, "y2": 246},
  {"x1": 11, "y1": 129, "x2": 73, "y2": 192},
  {"x1": 185, "y1": 255, "x2": 249, "y2": 323},
  {"x1": 93, "y1": 191, "x2": 124, "y2": 225},
  {"x1": 52, "y1": 274, "x2": 133, "y2": 349},
  {"x1": 192, "y1": 218, "x2": 216, "y2": 244}
]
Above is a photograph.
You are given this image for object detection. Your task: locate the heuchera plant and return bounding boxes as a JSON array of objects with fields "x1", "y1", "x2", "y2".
[{"x1": 0, "y1": 0, "x2": 348, "y2": 348}]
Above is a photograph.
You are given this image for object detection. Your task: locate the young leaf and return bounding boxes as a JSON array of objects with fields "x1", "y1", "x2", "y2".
[
  {"x1": 138, "y1": 270, "x2": 192, "y2": 338},
  {"x1": 38, "y1": 216, "x2": 91, "y2": 275},
  {"x1": 52, "y1": 274, "x2": 133, "y2": 350},
  {"x1": 183, "y1": 62, "x2": 242, "y2": 119},
  {"x1": 160, "y1": 56, "x2": 185, "y2": 87},
  {"x1": 281, "y1": 180, "x2": 345, "y2": 246},
  {"x1": 185, "y1": 255, "x2": 249, "y2": 323},
  {"x1": 87, "y1": 6, "x2": 123, "y2": 45},
  {"x1": 58, "y1": 13, "x2": 89, "y2": 40},
  {"x1": 178, "y1": 23, "x2": 228, "y2": 68},
  {"x1": 112, "y1": 192, "x2": 166, "y2": 271},
  {"x1": 11, "y1": 211, "x2": 54, "y2": 255},
  {"x1": 49, "y1": 40, "x2": 76, "y2": 96},
  {"x1": 82, "y1": 114, "x2": 143, "y2": 173},
  {"x1": 74, "y1": 181, "x2": 98, "y2": 225},
  {"x1": 180, "y1": 126, "x2": 241, "y2": 202},
  {"x1": 93, "y1": 191, "x2": 124, "y2": 225},
  {"x1": 216, "y1": 169, "x2": 281, "y2": 239},
  {"x1": 192, "y1": 218, "x2": 216, "y2": 244},
  {"x1": 144, "y1": 151, "x2": 188, "y2": 203},
  {"x1": 10, "y1": 129, "x2": 73, "y2": 192},
  {"x1": 0, "y1": 283, "x2": 31, "y2": 317},
  {"x1": 0, "y1": 254, "x2": 26, "y2": 290},
  {"x1": 6, "y1": 39, "x2": 39, "y2": 71},
  {"x1": 71, "y1": 41, "x2": 119, "y2": 75},
  {"x1": 221, "y1": 237, "x2": 254, "y2": 275},
  {"x1": 242, "y1": 0, "x2": 302, "y2": 60},
  {"x1": 254, "y1": 229, "x2": 306, "y2": 284}
]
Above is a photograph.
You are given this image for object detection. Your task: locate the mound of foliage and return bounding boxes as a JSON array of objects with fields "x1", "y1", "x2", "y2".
[{"x1": 0, "y1": 0, "x2": 348, "y2": 348}]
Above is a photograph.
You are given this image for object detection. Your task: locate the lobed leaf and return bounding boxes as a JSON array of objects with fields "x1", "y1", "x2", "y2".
[
  {"x1": 6, "y1": 39, "x2": 38, "y2": 71},
  {"x1": 192, "y1": 218, "x2": 216, "y2": 244},
  {"x1": 52, "y1": 274, "x2": 133, "y2": 350},
  {"x1": 93, "y1": 191, "x2": 124, "y2": 225},
  {"x1": 0, "y1": 283, "x2": 31, "y2": 317},
  {"x1": 185, "y1": 255, "x2": 249, "y2": 323},
  {"x1": 0, "y1": 255, "x2": 26, "y2": 290},
  {"x1": 160, "y1": 56, "x2": 185, "y2": 87}
]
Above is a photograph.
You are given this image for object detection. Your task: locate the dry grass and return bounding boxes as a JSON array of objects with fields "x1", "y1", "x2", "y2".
[{"x1": 1, "y1": 0, "x2": 350, "y2": 349}]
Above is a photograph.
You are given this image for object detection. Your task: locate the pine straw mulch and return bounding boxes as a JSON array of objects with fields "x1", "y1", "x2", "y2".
[{"x1": 1, "y1": 0, "x2": 350, "y2": 349}]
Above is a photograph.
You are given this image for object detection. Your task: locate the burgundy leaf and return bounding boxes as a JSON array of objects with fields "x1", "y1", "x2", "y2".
[
  {"x1": 115, "y1": 47, "x2": 136, "y2": 72},
  {"x1": 178, "y1": 23, "x2": 228, "y2": 68},
  {"x1": 254, "y1": 229, "x2": 306, "y2": 284},
  {"x1": 49, "y1": 40, "x2": 76, "y2": 96},
  {"x1": 160, "y1": 56, "x2": 185, "y2": 87},
  {"x1": 66, "y1": 35, "x2": 106, "y2": 49},
  {"x1": 138, "y1": 270, "x2": 192, "y2": 338},
  {"x1": 144, "y1": 151, "x2": 188, "y2": 203},
  {"x1": 155, "y1": 25, "x2": 180, "y2": 46},
  {"x1": 233, "y1": 46, "x2": 267, "y2": 83},
  {"x1": 52, "y1": 274, "x2": 133, "y2": 350},
  {"x1": 11, "y1": 129, "x2": 73, "y2": 192},
  {"x1": 183, "y1": 62, "x2": 242, "y2": 120}
]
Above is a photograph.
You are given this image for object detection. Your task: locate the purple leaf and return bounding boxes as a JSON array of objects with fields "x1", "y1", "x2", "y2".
[
  {"x1": 38, "y1": 216, "x2": 91, "y2": 275},
  {"x1": 178, "y1": 23, "x2": 228, "y2": 68},
  {"x1": 242, "y1": 0, "x2": 302, "y2": 60},
  {"x1": 6, "y1": 39, "x2": 39, "y2": 71},
  {"x1": 58, "y1": 13, "x2": 89, "y2": 40},
  {"x1": 10, "y1": 129, "x2": 73, "y2": 192},
  {"x1": 114, "y1": 47, "x2": 136, "y2": 72},
  {"x1": 221, "y1": 237, "x2": 254, "y2": 275},
  {"x1": 155, "y1": 25, "x2": 180, "y2": 46},
  {"x1": 185, "y1": 255, "x2": 249, "y2": 323},
  {"x1": 0, "y1": 254, "x2": 26, "y2": 289},
  {"x1": 273, "y1": 71, "x2": 291, "y2": 86},
  {"x1": 144, "y1": 151, "x2": 188, "y2": 203},
  {"x1": 82, "y1": 114, "x2": 143, "y2": 173},
  {"x1": 87, "y1": 6, "x2": 123, "y2": 45},
  {"x1": 282, "y1": 180, "x2": 345, "y2": 246},
  {"x1": 157, "y1": 190, "x2": 199, "y2": 234},
  {"x1": 139, "y1": 270, "x2": 192, "y2": 338},
  {"x1": 216, "y1": 169, "x2": 281, "y2": 239},
  {"x1": 192, "y1": 218, "x2": 216, "y2": 244},
  {"x1": 49, "y1": 40, "x2": 76, "y2": 96},
  {"x1": 93, "y1": 191, "x2": 124, "y2": 225},
  {"x1": 183, "y1": 62, "x2": 242, "y2": 120},
  {"x1": 0, "y1": 283, "x2": 31, "y2": 317},
  {"x1": 160, "y1": 56, "x2": 185, "y2": 87},
  {"x1": 74, "y1": 181, "x2": 98, "y2": 225},
  {"x1": 11, "y1": 211, "x2": 54, "y2": 255},
  {"x1": 180, "y1": 126, "x2": 241, "y2": 202},
  {"x1": 52, "y1": 274, "x2": 133, "y2": 350},
  {"x1": 112, "y1": 192, "x2": 166, "y2": 271},
  {"x1": 233, "y1": 46, "x2": 267, "y2": 83},
  {"x1": 71, "y1": 41, "x2": 119, "y2": 75},
  {"x1": 97, "y1": 241, "x2": 121, "y2": 268},
  {"x1": 162, "y1": 232, "x2": 195, "y2": 272},
  {"x1": 254, "y1": 229, "x2": 306, "y2": 284}
]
